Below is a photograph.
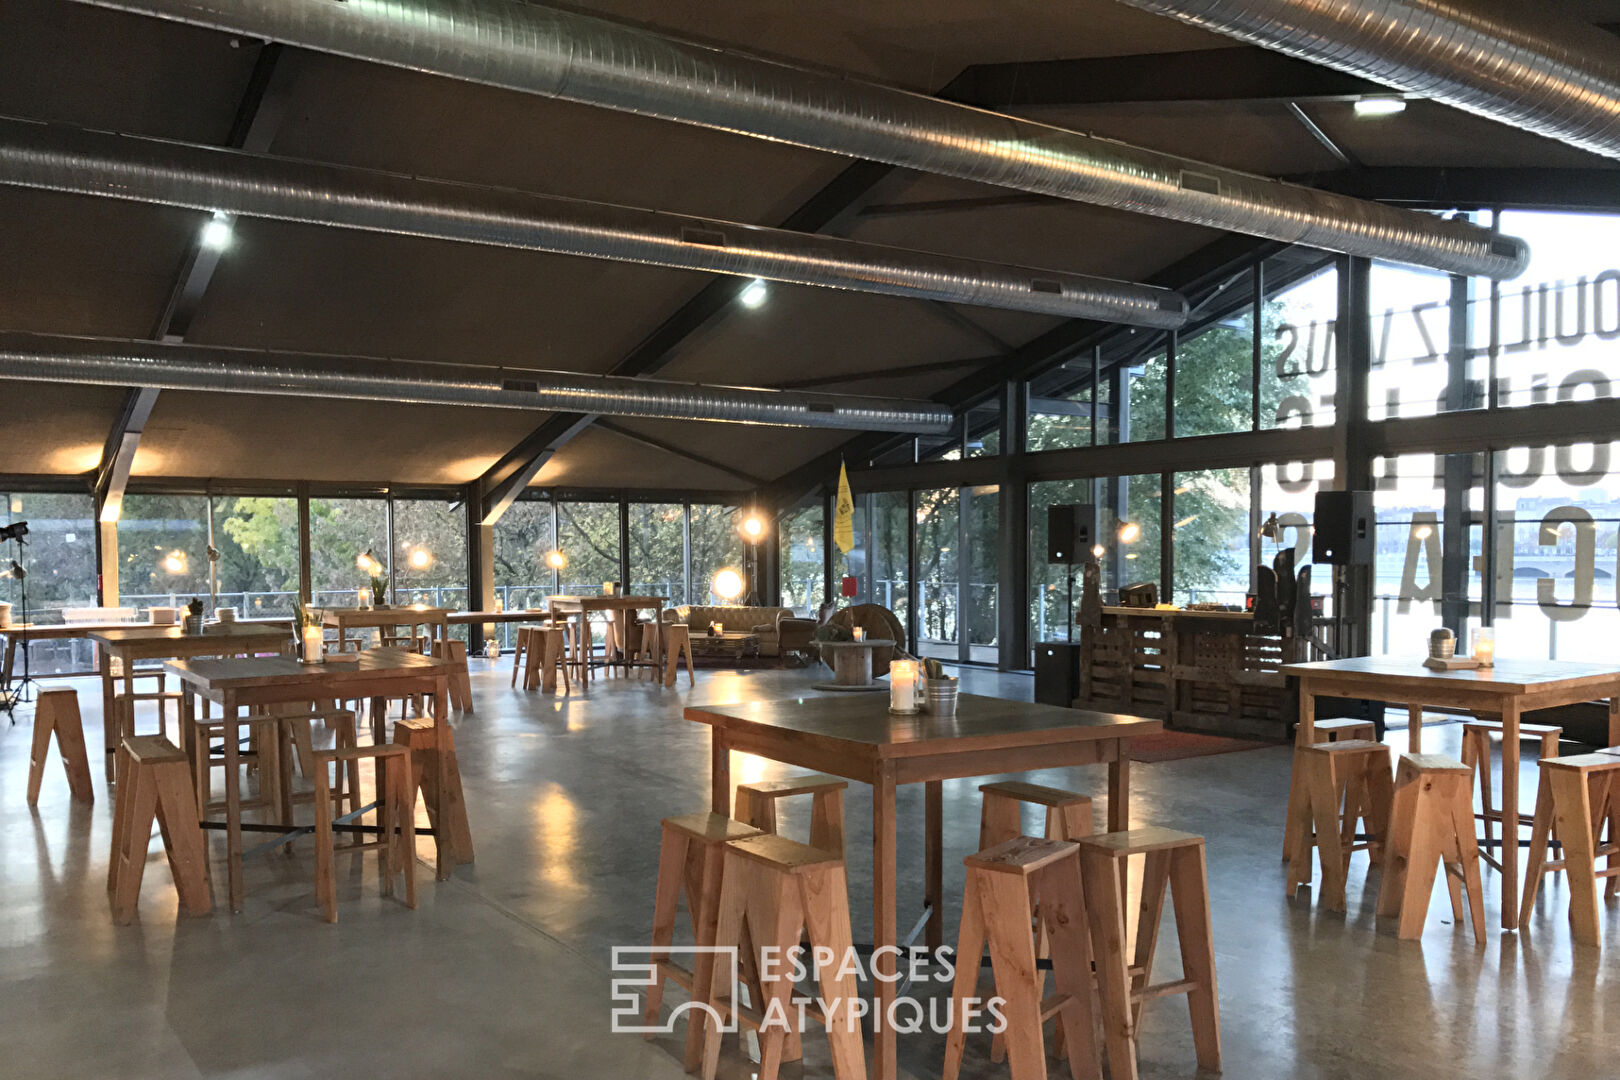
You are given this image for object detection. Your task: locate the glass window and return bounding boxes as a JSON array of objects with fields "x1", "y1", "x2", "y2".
[
  {"x1": 1367, "y1": 262, "x2": 1457, "y2": 420},
  {"x1": 1027, "y1": 357, "x2": 1093, "y2": 453},
  {"x1": 780, "y1": 501, "x2": 825, "y2": 616},
  {"x1": 689, "y1": 504, "x2": 741, "y2": 604},
  {"x1": 1260, "y1": 258, "x2": 1337, "y2": 431},
  {"x1": 871, "y1": 492, "x2": 910, "y2": 638},
  {"x1": 213, "y1": 496, "x2": 300, "y2": 618},
  {"x1": 1258, "y1": 459, "x2": 1335, "y2": 608},
  {"x1": 1124, "y1": 347, "x2": 1168, "y2": 443},
  {"x1": 117, "y1": 494, "x2": 209, "y2": 613},
  {"x1": 493, "y1": 497, "x2": 555, "y2": 612},
  {"x1": 393, "y1": 498, "x2": 467, "y2": 610},
  {"x1": 556, "y1": 502, "x2": 622, "y2": 597},
  {"x1": 965, "y1": 401, "x2": 1001, "y2": 458},
  {"x1": 1373, "y1": 452, "x2": 1483, "y2": 658},
  {"x1": 309, "y1": 498, "x2": 387, "y2": 608},
  {"x1": 1028, "y1": 479, "x2": 1095, "y2": 652},
  {"x1": 1104, "y1": 474, "x2": 1162, "y2": 597},
  {"x1": 1492, "y1": 440, "x2": 1619, "y2": 662},
  {"x1": 963, "y1": 484, "x2": 999, "y2": 663},
  {"x1": 1171, "y1": 469, "x2": 1251, "y2": 607},
  {"x1": 1, "y1": 492, "x2": 96, "y2": 675},
  {"x1": 833, "y1": 494, "x2": 872, "y2": 606},
  {"x1": 629, "y1": 503, "x2": 687, "y2": 605},
  {"x1": 1173, "y1": 314, "x2": 1255, "y2": 438},
  {"x1": 1491, "y1": 210, "x2": 1620, "y2": 411},
  {"x1": 915, "y1": 488, "x2": 959, "y2": 660}
]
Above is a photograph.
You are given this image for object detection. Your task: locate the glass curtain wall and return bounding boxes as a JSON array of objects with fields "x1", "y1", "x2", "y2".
[
  {"x1": 212, "y1": 496, "x2": 300, "y2": 617},
  {"x1": 871, "y1": 492, "x2": 909, "y2": 640},
  {"x1": 556, "y1": 502, "x2": 621, "y2": 596},
  {"x1": 1029, "y1": 479, "x2": 1094, "y2": 651},
  {"x1": 491, "y1": 497, "x2": 555, "y2": 649},
  {"x1": 833, "y1": 494, "x2": 873, "y2": 605},
  {"x1": 117, "y1": 494, "x2": 210, "y2": 610},
  {"x1": 309, "y1": 497, "x2": 388, "y2": 608},
  {"x1": 1171, "y1": 469, "x2": 1251, "y2": 607},
  {"x1": 629, "y1": 503, "x2": 687, "y2": 604},
  {"x1": 689, "y1": 505, "x2": 740, "y2": 604},
  {"x1": 1372, "y1": 452, "x2": 1483, "y2": 657},
  {"x1": 1, "y1": 492, "x2": 97, "y2": 674},
  {"x1": 780, "y1": 501, "x2": 825, "y2": 616},
  {"x1": 915, "y1": 487, "x2": 959, "y2": 660},
  {"x1": 1261, "y1": 258, "x2": 1338, "y2": 431},
  {"x1": 392, "y1": 498, "x2": 467, "y2": 610}
]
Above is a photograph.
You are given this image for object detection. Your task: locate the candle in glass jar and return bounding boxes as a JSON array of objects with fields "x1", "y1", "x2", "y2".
[
  {"x1": 357, "y1": 586, "x2": 372, "y2": 609},
  {"x1": 890, "y1": 659, "x2": 918, "y2": 714},
  {"x1": 852, "y1": 626, "x2": 866, "y2": 642},
  {"x1": 302, "y1": 622, "x2": 324, "y2": 663},
  {"x1": 1472, "y1": 626, "x2": 1495, "y2": 667}
]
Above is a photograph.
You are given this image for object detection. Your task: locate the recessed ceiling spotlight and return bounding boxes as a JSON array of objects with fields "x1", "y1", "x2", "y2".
[
  {"x1": 1353, "y1": 96, "x2": 1407, "y2": 118},
  {"x1": 738, "y1": 278, "x2": 768, "y2": 308}
]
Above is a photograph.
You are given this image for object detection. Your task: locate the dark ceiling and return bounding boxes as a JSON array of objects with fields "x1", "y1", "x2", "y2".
[{"x1": 4, "y1": 0, "x2": 1620, "y2": 493}]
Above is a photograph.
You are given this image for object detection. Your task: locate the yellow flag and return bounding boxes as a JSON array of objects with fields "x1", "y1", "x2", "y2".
[{"x1": 834, "y1": 460, "x2": 855, "y2": 554}]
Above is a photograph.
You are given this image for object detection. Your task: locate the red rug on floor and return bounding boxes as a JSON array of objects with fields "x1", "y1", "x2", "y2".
[{"x1": 1127, "y1": 730, "x2": 1276, "y2": 763}]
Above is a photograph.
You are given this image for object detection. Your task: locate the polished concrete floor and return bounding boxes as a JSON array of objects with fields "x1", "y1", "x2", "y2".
[{"x1": 2, "y1": 659, "x2": 1617, "y2": 1079}]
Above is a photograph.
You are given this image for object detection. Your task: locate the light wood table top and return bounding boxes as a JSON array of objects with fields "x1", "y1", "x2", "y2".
[
  {"x1": 547, "y1": 595, "x2": 667, "y2": 611},
  {"x1": 446, "y1": 609, "x2": 551, "y2": 625},
  {"x1": 322, "y1": 606, "x2": 450, "y2": 627},
  {"x1": 1282, "y1": 656, "x2": 1620, "y2": 697},
  {"x1": 167, "y1": 646, "x2": 449, "y2": 693},
  {"x1": 88, "y1": 622, "x2": 292, "y2": 650}
]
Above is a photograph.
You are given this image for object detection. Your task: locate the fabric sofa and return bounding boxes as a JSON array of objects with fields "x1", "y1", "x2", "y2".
[{"x1": 670, "y1": 605, "x2": 815, "y2": 660}]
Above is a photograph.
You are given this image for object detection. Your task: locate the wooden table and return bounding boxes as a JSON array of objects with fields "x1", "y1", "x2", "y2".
[
  {"x1": 547, "y1": 595, "x2": 666, "y2": 681},
  {"x1": 814, "y1": 638, "x2": 893, "y2": 689},
  {"x1": 323, "y1": 606, "x2": 449, "y2": 651},
  {"x1": 686, "y1": 692, "x2": 1161, "y2": 1080},
  {"x1": 1281, "y1": 656, "x2": 1620, "y2": 930},
  {"x1": 2, "y1": 617, "x2": 288, "y2": 685},
  {"x1": 166, "y1": 647, "x2": 463, "y2": 911},
  {"x1": 445, "y1": 609, "x2": 551, "y2": 627},
  {"x1": 89, "y1": 623, "x2": 293, "y2": 782}
]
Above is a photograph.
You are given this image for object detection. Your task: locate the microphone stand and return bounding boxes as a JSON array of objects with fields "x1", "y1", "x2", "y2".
[{"x1": 3, "y1": 537, "x2": 32, "y2": 724}]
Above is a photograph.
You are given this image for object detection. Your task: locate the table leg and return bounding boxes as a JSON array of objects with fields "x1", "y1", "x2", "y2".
[
  {"x1": 1297, "y1": 680, "x2": 1316, "y2": 746},
  {"x1": 1499, "y1": 698, "x2": 1520, "y2": 930},
  {"x1": 710, "y1": 733, "x2": 730, "y2": 814},
  {"x1": 433, "y1": 679, "x2": 452, "y2": 880},
  {"x1": 1407, "y1": 704, "x2": 1423, "y2": 753},
  {"x1": 100, "y1": 651, "x2": 116, "y2": 781},
  {"x1": 925, "y1": 779, "x2": 943, "y2": 950},
  {"x1": 1108, "y1": 745, "x2": 1131, "y2": 832},
  {"x1": 2, "y1": 634, "x2": 14, "y2": 689},
  {"x1": 1609, "y1": 696, "x2": 1619, "y2": 748},
  {"x1": 223, "y1": 705, "x2": 244, "y2": 912},
  {"x1": 872, "y1": 764, "x2": 898, "y2": 1080}
]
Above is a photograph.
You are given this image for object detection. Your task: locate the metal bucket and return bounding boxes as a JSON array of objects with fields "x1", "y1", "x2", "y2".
[{"x1": 926, "y1": 678, "x2": 960, "y2": 717}]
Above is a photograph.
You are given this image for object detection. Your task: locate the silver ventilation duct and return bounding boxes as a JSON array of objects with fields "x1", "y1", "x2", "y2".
[
  {"x1": 0, "y1": 332, "x2": 955, "y2": 434},
  {"x1": 70, "y1": 0, "x2": 1528, "y2": 279},
  {"x1": 1113, "y1": 0, "x2": 1620, "y2": 163},
  {"x1": 0, "y1": 119, "x2": 1187, "y2": 328}
]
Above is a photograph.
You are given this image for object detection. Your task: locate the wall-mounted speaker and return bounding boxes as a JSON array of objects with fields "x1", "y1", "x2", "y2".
[{"x1": 1313, "y1": 490, "x2": 1374, "y2": 565}]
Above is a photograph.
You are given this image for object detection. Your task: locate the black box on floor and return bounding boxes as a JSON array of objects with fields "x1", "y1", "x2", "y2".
[{"x1": 1034, "y1": 641, "x2": 1080, "y2": 707}]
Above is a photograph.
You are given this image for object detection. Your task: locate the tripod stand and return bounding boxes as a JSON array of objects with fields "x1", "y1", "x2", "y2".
[{"x1": 1, "y1": 537, "x2": 33, "y2": 724}]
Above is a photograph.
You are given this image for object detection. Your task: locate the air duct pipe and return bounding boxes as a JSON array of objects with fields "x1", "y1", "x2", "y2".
[
  {"x1": 0, "y1": 118, "x2": 1187, "y2": 328},
  {"x1": 71, "y1": 0, "x2": 1526, "y2": 278},
  {"x1": 0, "y1": 332, "x2": 955, "y2": 434},
  {"x1": 1112, "y1": 0, "x2": 1620, "y2": 163}
]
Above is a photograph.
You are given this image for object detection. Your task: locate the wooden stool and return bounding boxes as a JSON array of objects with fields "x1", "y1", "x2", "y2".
[
  {"x1": 523, "y1": 626, "x2": 571, "y2": 692},
  {"x1": 643, "y1": 812, "x2": 764, "y2": 1070},
  {"x1": 1376, "y1": 754, "x2": 1486, "y2": 941},
  {"x1": 701, "y1": 833, "x2": 866, "y2": 1080},
  {"x1": 634, "y1": 618, "x2": 661, "y2": 674},
  {"x1": 28, "y1": 688, "x2": 93, "y2": 805},
  {"x1": 1460, "y1": 718, "x2": 1562, "y2": 868},
  {"x1": 1313, "y1": 718, "x2": 1378, "y2": 742},
  {"x1": 392, "y1": 718, "x2": 475, "y2": 867},
  {"x1": 1282, "y1": 722, "x2": 1380, "y2": 859},
  {"x1": 115, "y1": 689, "x2": 185, "y2": 745},
  {"x1": 1285, "y1": 740, "x2": 1393, "y2": 911},
  {"x1": 976, "y1": 781, "x2": 1093, "y2": 1064},
  {"x1": 1519, "y1": 752, "x2": 1620, "y2": 946},
  {"x1": 269, "y1": 707, "x2": 362, "y2": 842},
  {"x1": 432, "y1": 639, "x2": 473, "y2": 712},
  {"x1": 109, "y1": 736, "x2": 210, "y2": 925},
  {"x1": 663, "y1": 623, "x2": 695, "y2": 687},
  {"x1": 943, "y1": 836, "x2": 1103, "y2": 1080},
  {"x1": 734, "y1": 774, "x2": 847, "y2": 855},
  {"x1": 1076, "y1": 829, "x2": 1220, "y2": 1080},
  {"x1": 510, "y1": 626, "x2": 535, "y2": 687},
  {"x1": 311, "y1": 742, "x2": 416, "y2": 922},
  {"x1": 187, "y1": 710, "x2": 284, "y2": 826}
]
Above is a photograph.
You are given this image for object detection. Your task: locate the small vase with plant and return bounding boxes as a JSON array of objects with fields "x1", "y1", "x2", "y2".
[{"x1": 370, "y1": 574, "x2": 389, "y2": 609}]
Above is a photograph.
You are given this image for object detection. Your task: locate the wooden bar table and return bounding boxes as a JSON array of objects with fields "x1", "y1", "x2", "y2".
[
  {"x1": 166, "y1": 647, "x2": 465, "y2": 911},
  {"x1": 323, "y1": 605, "x2": 449, "y2": 652},
  {"x1": 1282, "y1": 656, "x2": 1620, "y2": 930},
  {"x1": 547, "y1": 595, "x2": 666, "y2": 681},
  {"x1": 88, "y1": 622, "x2": 293, "y2": 782},
  {"x1": 686, "y1": 692, "x2": 1160, "y2": 1080}
]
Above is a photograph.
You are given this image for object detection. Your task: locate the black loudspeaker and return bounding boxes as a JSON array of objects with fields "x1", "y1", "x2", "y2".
[
  {"x1": 1047, "y1": 505, "x2": 1093, "y2": 564},
  {"x1": 1313, "y1": 490, "x2": 1375, "y2": 565},
  {"x1": 1034, "y1": 641, "x2": 1080, "y2": 707}
]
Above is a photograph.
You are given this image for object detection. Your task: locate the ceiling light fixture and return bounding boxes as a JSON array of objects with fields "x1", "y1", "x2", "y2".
[
  {"x1": 199, "y1": 212, "x2": 233, "y2": 251},
  {"x1": 738, "y1": 278, "x2": 768, "y2": 308},
  {"x1": 1353, "y1": 96, "x2": 1407, "y2": 118}
]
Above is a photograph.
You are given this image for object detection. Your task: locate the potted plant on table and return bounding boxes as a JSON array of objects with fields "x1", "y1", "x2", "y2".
[{"x1": 370, "y1": 574, "x2": 390, "y2": 609}]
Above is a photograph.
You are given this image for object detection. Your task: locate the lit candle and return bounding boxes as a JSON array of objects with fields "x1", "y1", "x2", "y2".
[
  {"x1": 890, "y1": 659, "x2": 919, "y2": 714},
  {"x1": 357, "y1": 586, "x2": 372, "y2": 609},
  {"x1": 852, "y1": 626, "x2": 866, "y2": 642},
  {"x1": 1472, "y1": 626, "x2": 1495, "y2": 667},
  {"x1": 302, "y1": 622, "x2": 324, "y2": 663}
]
